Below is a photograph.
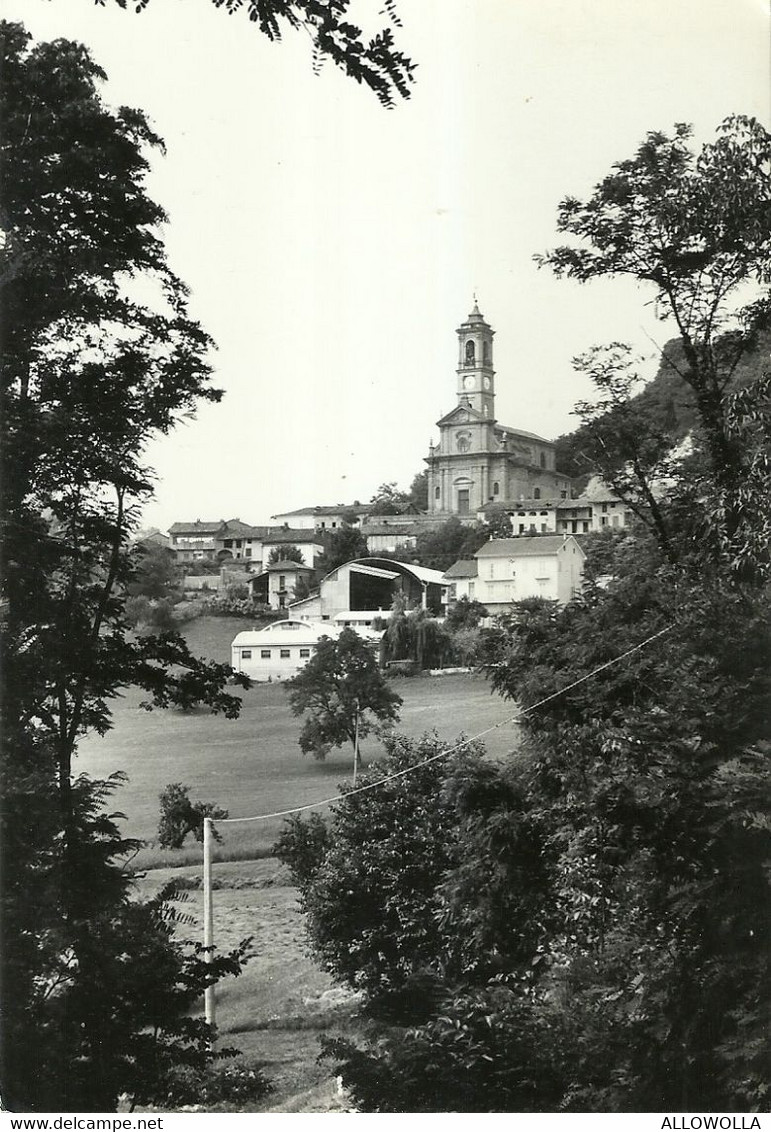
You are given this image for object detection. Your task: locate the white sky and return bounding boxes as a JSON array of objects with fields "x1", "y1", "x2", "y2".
[{"x1": 8, "y1": 0, "x2": 770, "y2": 529}]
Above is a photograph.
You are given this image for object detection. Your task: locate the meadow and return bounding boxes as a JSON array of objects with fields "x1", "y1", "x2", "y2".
[
  {"x1": 78, "y1": 617, "x2": 522, "y2": 1110},
  {"x1": 77, "y1": 616, "x2": 520, "y2": 864}
]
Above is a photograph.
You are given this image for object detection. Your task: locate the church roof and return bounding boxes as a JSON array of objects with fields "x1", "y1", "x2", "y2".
[
  {"x1": 496, "y1": 424, "x2": 553, "y2": 445},
  {"x1": 457, "y1": 299, "x2": 491, "y2": 329}
]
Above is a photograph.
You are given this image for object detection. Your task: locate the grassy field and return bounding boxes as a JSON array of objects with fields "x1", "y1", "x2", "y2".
[
  {"x1": 77, "y1": 617, "x2": 521, "y2": 863},
  {"x1": 80, "y1": 618, "x2": 522, "y2": 1110}
]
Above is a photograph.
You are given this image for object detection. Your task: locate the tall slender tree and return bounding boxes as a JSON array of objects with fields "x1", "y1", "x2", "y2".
[{"x1": 1, "y1": 23, "x2": 250, "y2": 1110}]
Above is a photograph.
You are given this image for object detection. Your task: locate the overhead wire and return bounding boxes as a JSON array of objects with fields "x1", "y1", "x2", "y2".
[{"x1": 216, "y1": 623, "x2": 673, "y2": 826}]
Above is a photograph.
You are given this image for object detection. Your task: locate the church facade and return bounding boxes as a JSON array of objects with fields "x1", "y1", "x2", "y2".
[{"x1": 425, "y1": 303, "x2": 572, "y2": 518}]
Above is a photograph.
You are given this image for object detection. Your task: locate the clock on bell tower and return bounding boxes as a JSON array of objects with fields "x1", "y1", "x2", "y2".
[{"x1": 456, "y1": 299, "x2": 495, "y2": 418}]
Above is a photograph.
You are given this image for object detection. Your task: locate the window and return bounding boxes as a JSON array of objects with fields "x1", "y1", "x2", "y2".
[
  {"x1": 541, "y1": 523, "x2": 547, "y2": 532},
  {"x1": 241, "y1": 649, "x2": 252, "y2": 659},
  {"x1": 280, "y1": 649, "x2": 290, "y2": 659},
  {"x1": 279, "y1": 575, "x2": 286, "y2": 589},
  {"x1": 245, "y1": 548, "x2": 252, "y2": 557},
  {"x1": 223, "y1": 539, "x2": 233, "y2": 548},
  {"x1": 483, "y1": 341, "x2": 490, "y2": 363},
  {"x1": 434, "y1": 485, "x2": 440, "y2": 499},
  {"x1": 299, "y1": 648, "x2": 311, "y2": 658},
  {"x1": 561, "y1": 490, "x2": 567, "y2": 499},
  {"x1": 235, "y1": 539, "x2": 242, "y2": 548},
  {"x1": 260, "y1": 649, "x2": 271, "y2": 659},
  {"x1": 457, "y1": 489, "x2": 470, "y2": 515},
  {"x1": 493, "y1": 481, "x2": 499, "y2": 495},
  {"x1": 602, "y1": 503, "x2": 608, "y2": 513},
  {"x1": 468, "y1": 581, "x2": 475, "y2": 598},
  {"x1": 465, "y1": 340, "x2": 476, "y2": 363},
  {"x1": 601, "y1": 516, "x2": 608, "y2": 526},
  {"x1": 533, "y1": 487, "x2": 541, "y2": 499},
  {"x1": 456, "y1": 432, "x2": 471, "y2": 453},
  {"x1": 540, "y1": 452, "x2": 546, "y2": 468}
]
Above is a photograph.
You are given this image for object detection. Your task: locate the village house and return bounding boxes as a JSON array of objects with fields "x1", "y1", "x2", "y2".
[
  {"x1": 168, "y1": 520, "x2": 223, "y2": 561},
  {"x1": 361, "y1": 519, "x2": 421, "y2": 554},
  {"x1": 248, "y1": 560, "x2": 315, "y2": 611},
  {"x1": 270, "y1": 502, "x2": 371, "y2": 530},
  {"x1": 445, "y1": 534, "x2": 586, "y2": 611}
]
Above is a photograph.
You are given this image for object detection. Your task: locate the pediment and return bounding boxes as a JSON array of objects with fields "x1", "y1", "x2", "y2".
[{"x1": 437, "y1": 403, "x2": 487, "y2": 427}]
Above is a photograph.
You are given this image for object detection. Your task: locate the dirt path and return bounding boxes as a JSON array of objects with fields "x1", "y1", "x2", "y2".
[{"x1": 139, "y1": 859, "x2": 361, "y2": 1111}]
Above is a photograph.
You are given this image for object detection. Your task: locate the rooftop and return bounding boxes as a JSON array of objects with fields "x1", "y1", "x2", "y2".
[
  {"x1": 475, "y1": 535, "x2": 580, "y2": 558},
  {"x1": 443, "y1": 558, "x2": 478, "y2": 579}
]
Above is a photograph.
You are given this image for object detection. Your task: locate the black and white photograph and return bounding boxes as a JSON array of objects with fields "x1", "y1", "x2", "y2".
[{"x1": 1, "y1": 0, "x2": 769, "y2": 1119}]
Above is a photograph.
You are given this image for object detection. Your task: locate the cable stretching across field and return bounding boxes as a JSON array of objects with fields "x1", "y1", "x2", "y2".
[{"x1": 216, "y1": 623, "x2": 673, "y2": 826}]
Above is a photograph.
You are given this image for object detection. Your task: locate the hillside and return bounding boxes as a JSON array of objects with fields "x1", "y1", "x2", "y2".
[{"x1": 555, "y1": 330, "x2": 771, "y2": 485}]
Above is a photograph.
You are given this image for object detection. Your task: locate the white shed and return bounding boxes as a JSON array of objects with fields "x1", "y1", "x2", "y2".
[{"x1": 231, "y1": 619, "x2": 340, "y2": 682}]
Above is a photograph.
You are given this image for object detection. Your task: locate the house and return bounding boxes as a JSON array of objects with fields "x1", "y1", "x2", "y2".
[
  {"x1": 270, "y1": 502, "x2": 371, "y2": 531},
  {"x1": 425, "y1": 303, "x2": 573, "y2": 518},
  {"x1": 258, "y1": 528, "x2": 322, "y2": 569},
  {"x1": 290, "y1": 558, "x2": 449, "y2": 622},
  {"x1": 168, "y1": 520, "x2": 224, "y2": 561},
  {"x1": 361, "y1": 519, "x2": 421, "y2": 554},
  {"x1": 231, "y1": 619, "x2": 340, "y2": 682},
  {"x1": 248, "y1": 561, "x2": 315, "y2": 611},
  {"x1": 443, "y1": 559, "x2": 480, "y2": 603},
  {"x1": 445, "y1": 534, "x2": 586, "y2": 611},
  {"x1": 480, "y1": 484, "x2": 634, "y2": 538}
]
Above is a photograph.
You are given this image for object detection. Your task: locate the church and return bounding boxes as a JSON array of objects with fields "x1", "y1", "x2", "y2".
[{"x1": 425, "y1": 303, "x2": 572, "y2": 517}]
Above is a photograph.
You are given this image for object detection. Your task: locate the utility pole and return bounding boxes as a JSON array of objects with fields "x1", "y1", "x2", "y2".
[
  {"x1": 353, "y1": 697, "x2": 360, "y2": 786},
  {"x1": 203, "y1": 816, "x2": 216, "y2": 1029}
]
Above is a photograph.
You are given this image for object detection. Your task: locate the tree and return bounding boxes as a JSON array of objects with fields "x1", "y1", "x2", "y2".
[
  {"x1": 539, "y1": 114, "x2": 771, "y2": 582},
  {"x1": 314, "y1": 524, "x2": 368, "y2": 575},
  {"x1": 275, "y1": 733, "x2": 491, "y2": 1007},
  {"x1": 91, "y1": 0, "x2": 415, "y2": 108},
  {"x1": 369, "y1": 481, "x2": 409, "y2": 515},
  {"x1": 285, "y1": 628, "x2": 402, "y2": 761},
  {"x1": 444, "y1": 595, "x2": 487, "y2": 631},
  {"x1": 1, "y1": 24, "x2": 250, "y2": 1110},
  {"x1": 412, "y1": 517, "x2": 467, "y2": 571},
  {"x1": 407, "y1": 470, "x2": 428, "y2": 511},
  {"x1": 158, "y1": 782, "x2": 229, "y2": 849},
  {"x1": 267, "y1": 543, "x2": 305, "y2": 565}
]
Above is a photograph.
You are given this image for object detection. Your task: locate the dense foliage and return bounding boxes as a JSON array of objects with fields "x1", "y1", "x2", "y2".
[
  {"x1": 158, "y1": 782, "x2": 230, "y2": 850},
  {"x1": 274, "y1": 117, "x2": 771, "y2": 1112},
  {"x1": 0, "y1": 24, "x2": 250, "y2": 1110},
  {"x1": 314, "y1": 524, "x2": 369, "y2": 576}
]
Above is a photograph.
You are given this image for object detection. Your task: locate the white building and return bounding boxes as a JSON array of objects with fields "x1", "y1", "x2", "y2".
[
  {"x1": 231, "y1": 619, "x2": 340, "y2": 682},
  {"x1": 270, "y1": 503, "x2": 371, "y2": 531},
  {"x1": 445, "y1": 534, "x2": 586, "y2": 612}
]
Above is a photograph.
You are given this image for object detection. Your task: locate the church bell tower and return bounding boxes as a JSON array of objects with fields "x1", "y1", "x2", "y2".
[{"x1": 456, "y1": 300, "x2": 495, "y2": 419}]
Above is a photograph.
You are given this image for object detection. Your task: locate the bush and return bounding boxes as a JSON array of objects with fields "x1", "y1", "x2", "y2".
[
  {"x1": 158, "y1": 783, "x2": 229, "y2": 849},
  {"x1": 164, "y1": 1059, "x2": 272, "y2": 1108}
]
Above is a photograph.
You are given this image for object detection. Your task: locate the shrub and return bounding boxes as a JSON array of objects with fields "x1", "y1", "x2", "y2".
[
  {"x1": 164, "y1": 1059, "x2": 272, "y2": 1108},
  {"x1": 158, "y1": 783, "x2": 229, "y2": 849}
]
